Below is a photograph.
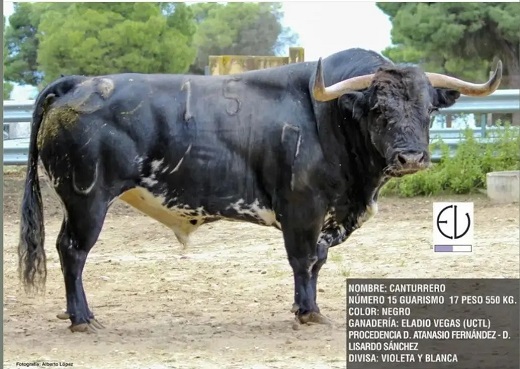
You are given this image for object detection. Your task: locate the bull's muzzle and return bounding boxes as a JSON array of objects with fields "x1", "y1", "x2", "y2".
[{"x1": 388, "y1": 149, "x2": 430, "y2": 176}]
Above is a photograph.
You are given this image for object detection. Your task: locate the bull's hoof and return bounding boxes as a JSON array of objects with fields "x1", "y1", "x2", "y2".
[
  {"x1": 57, "y1": 312, "x2": 70, "y2": 320},
  {"x1": 297, "y1": 312, "x2": 333, "y2": 326},
  {"x1": 69, "y1": 318, "x2": 104, "y2": 333},
  {"x1": 290, "y1": 303, "x2": 299, "y2": 313},
  {"x1": 60, "y1": 310, "x2": 105, "y2": 333},
  {"x1": 69, "y1": 323, "x2": 93, "y2": 333},
  {"x1": 58, "y1": 310, "x2": 104, "y2": 331}
]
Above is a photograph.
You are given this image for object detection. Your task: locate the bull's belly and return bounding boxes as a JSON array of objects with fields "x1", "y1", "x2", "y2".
[
  {"x1": 118, "y1": 187, "x2": 207, "y2": 245},
  {"x1": 118, "y1": 188, "x2": 378, "y2": 249},
  {"x1": 118, "y1": 187, "x2": 281, "y2": 245}
]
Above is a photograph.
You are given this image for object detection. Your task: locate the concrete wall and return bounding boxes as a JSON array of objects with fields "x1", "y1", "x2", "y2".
[{"x1": 209, "y1": 47, "x2": 304, "y2": 76}]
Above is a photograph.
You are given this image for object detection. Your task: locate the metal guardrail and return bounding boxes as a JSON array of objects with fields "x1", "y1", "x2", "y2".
[
  {"x1": 436, "y1": 89, "x2": 519, "y2": 114},
  {"x1": 3, "y1": 138, "x2": 30, "y2": 165},
  {"x1": 3, "y1": 90, "x2": 520, "y2": 166}
]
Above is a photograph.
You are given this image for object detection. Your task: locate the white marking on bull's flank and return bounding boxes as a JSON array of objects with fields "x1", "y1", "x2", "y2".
[
  {"x1": 227, "y1": 198, "x2": 280, "y2": 228},
  {"x1": 295, "y1": 134, "x2": 302, "y2": 158},
  {"x1": 290, "y1": 132, "x2": 302, "y2": 191},
  {"x1": 281, "y1": 124, "x2": 289, "y2": 142},
  {"x1": 170, "y1": 144, "x2": 193, "y2": 173},
  {"x1": 141, "y1": 177, "x2": 158, "y2": 187},
  {"x1": 170, "y1": 160, "x2": 183, "y2": 174},
  {"x1": 151, "y1": 158, "x2": 164, "y2": 173},
  {"x1": 281, "y1": 123, "x2": 300, "y2": 143},
  {"x1": 135, "y1": 156, "x2": 144, "y2": 172},
  {"x1": 161, "y1": 166, "x2": 170, "y2": 174},
  {"x1": 195, "y1": 206, "x2": 207, "y2": 216},
  {"x1": 181, "y1": 80, "x2": 193, "y2": 121},
  {"x1": 72, "y1": 162, "x2": 98, "y2": 195},
  {"x1": 80, "y1": 137, "x2": 93, "y2": 149},
  {"x1": 141, "y1": 157, "x2": 170, "y2": 186}
]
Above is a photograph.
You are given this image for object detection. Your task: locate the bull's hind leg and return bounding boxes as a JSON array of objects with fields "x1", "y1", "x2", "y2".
[
  {"x1": 55, "y1": 194, "x2": 108, "y2": 332},
  {"x1": 55, "y1": 220, "x2": 100, "y2": 327}
]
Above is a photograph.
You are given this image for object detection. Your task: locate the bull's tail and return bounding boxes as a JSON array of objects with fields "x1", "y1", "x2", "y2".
[{"x1": 18, "y1": 76, "x2": 85, "y2": 293}]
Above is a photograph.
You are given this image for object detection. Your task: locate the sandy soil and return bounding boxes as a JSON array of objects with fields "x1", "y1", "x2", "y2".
[{"x1": 3, "y1": 169, "x2": 519, "y2": 369}]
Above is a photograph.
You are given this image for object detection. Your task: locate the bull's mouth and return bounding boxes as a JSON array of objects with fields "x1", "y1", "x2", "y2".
[{"x1": 384, "y1": 164, "x2": 429, "y2": 177}]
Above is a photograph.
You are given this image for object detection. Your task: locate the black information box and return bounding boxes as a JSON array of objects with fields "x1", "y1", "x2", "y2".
[{"x1": 346, "y1": 278, "x2": 519, "y2": 369}]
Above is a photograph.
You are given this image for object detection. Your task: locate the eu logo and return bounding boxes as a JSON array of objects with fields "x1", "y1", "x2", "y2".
[{"x1": 433, "y1": 202, "x2": 474, "y2": 253}]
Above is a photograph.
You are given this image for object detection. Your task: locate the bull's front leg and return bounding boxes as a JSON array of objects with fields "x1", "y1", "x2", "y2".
[
  {"x1": 289, "y1": 242, "x2": 331, "y2": 324},
  {"x1": 281, "y1": 209, "x2": 332, "y2": 325}
]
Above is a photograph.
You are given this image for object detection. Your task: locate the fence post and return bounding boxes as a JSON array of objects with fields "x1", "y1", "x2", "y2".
[
  {"x1": 480, "y1": 114, "x2": 487, "y2": 137},
  {"x1": 288, "y1": 47, "x2": 305, "y2": 64}
]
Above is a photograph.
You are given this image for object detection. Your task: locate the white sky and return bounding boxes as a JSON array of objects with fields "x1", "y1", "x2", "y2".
[
  {"x1": 3, "y1": 1, "x2": 392, "y2": 97},
  {"x1": 281, "y1": 2, "x2": 392, "y2": 61}
]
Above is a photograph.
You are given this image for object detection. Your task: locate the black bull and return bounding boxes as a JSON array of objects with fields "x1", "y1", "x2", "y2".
[{"x1": 18, "y1": 48, "x2": 501, "y2": 332}]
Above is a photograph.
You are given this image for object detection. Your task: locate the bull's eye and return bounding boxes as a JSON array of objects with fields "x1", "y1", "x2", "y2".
[
  {"x1": 371, "y1": 106, "x2": 383, "y2": 118},
  {"x1": 376, "y1": 113, "x2": 388, "y2": 129}
]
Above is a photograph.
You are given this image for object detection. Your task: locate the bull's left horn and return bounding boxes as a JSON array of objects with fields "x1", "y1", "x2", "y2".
[
  {"x1": 426, "y1": 60, "x2": 502, "y2": 97},
  {"x1": 312, "y1": 58, "x2": 374, "y2": 102}
]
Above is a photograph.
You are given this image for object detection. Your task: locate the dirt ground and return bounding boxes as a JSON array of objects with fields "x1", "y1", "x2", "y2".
[{"x1": 3, "y1": 169, "x2": 519, "y2": 369}]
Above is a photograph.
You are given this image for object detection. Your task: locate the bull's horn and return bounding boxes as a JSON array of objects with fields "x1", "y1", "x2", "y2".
[
  {"x1": 312, "y1": 58, "x2": 374, "y2": 102},
  {"x1": 426, "y1": 60, "x2": 502, "y2": 96}
]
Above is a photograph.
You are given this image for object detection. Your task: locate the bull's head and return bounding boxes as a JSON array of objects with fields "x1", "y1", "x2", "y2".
[{"x1": 312, "y1": 59, "x2": 502, "y2": 177}]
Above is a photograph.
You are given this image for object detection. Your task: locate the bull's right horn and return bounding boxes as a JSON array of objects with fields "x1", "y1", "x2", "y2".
[
  {"x1": 312, "y1": 58, "x2": 374, "y2": 102},
  {"x1": 426, "y1": 60, "x2": 502, "y2": 97}
]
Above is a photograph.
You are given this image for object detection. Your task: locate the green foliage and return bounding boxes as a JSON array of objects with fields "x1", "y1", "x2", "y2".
[
  {"x1": 377, "y1": 3, "x2": 520, "y2": 87},
  {"x1": 3, "y1": 82, "x2": 14, "y2": 100},
  {"x1": 381, "y1": 123, "x2": 520, "y2": 197},
  {"x1": 162, "y1": 3, "x2": 197, "y2": 39},
  {"x1": 3, "y1": 16, "x2": 14, "y2": 99},
  {"x1": 5, "y1": 2, "x2": 299, "y2": 83},
  {"x1": 36, "y1": 3, "x2": 197, "y2": 83},
  {"x1": 4, "y1": 3, "x2": 45, "y2": 85},
  {"x1": 190, "y1": 2, "x2": 299, "y2": 72}
]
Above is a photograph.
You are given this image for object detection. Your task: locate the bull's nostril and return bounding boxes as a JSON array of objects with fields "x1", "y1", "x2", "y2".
[
  {"x1": 396, "y1": 151, "x2": 426, "y2": 167},
  {"x1": 397, "y1": 154, "x2": 407, "y2": 165},
  {"x1": 417, "y1": 152, "x2": 425, "y2": 163}
]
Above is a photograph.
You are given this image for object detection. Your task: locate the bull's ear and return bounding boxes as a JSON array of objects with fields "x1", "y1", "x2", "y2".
[
  {"x1": 338, "y1": 91, "x2": 367, "y2": 121},
  {"x1": 433, "y1": 88, "x2": 461, "y2": 109}
]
